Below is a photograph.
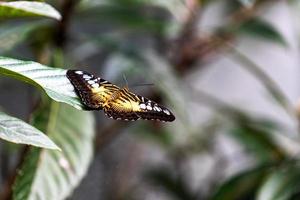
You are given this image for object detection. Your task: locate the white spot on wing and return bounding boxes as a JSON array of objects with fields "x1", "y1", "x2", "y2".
[
  {"x1": 153, "y1": 106, "x2": 162, "y2": 112},
  {"x1": 88, "y1": 80, "x2": 95, "y2": 84},
  {"x1": 92, "y1": 83, "x2": 99, "y2": 88},
  {"x1": 83, "y1": 75, "x2": 91, "y2": 79},
  {"x1": 75, "y1": 71, "x2": 83, "y2": 75},
  {"x1": 146, "y1": 105, "x2": 152, "y2": 110},
  {"x1": 140, "y1": 104, "x2": 146, "y2": 109},
  {"x1": 163, "y1": 109, "x2": 170, "y2": 115}
]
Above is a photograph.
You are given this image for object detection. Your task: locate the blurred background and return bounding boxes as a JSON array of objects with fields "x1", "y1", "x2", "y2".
[{"x1": 1, "y1": 0, "x2": 300, "y2": 199}]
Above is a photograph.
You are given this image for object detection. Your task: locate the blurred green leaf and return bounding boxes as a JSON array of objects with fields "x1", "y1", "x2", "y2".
[
  {"x1": 77, "y1": 4, "x2": 169, "y2": 34},
  {"x1": 236, "y1": 18, "x2": 286, "y2": 46},
  {"x1": 211, "y1": 164, "x2": 271, "y2": 200},
  {"x1": 13, "y1": 103, "x2": 95, "y2": 200},
  {"x1": 0, "y1": 56, "x2": 84, "y2": 109},
  {"x1": 132, "y1": 123, "x2": 173, "y2": 147},
  {"x1": 257, "y1": 163, "x2": 300, "y2": 200},
  {"x1": 0, "y1": 1, "x2": 61, "y2": 20},
  {"x1": 229, "y1": 114, "x2": 285, "y2": 162},
  {"x1": 0, "y1": 22, "x2": 42, "y2": 53},
  {"x1": 193, "y1": 89, "x2": 287, "y2": 162},
  {"x1": 0, "y1": 111, "x2": 59, "y2": 150},
  {"x1": 145, "y1": 167, "x2": 196, "y2": 200}
]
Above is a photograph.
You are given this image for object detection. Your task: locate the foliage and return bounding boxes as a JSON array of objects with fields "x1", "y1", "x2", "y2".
[
  {"x1": 0, "y1": 0, "x2": 299, "y2": 200},
  {"x1": 0, "y1": 56, "x2": 83, "y2": 109},
  {"x1": 13, "y1": 103, "x2": 94, "y2": 200},
  {"x1": 0, "y1": 111, "x2": 59, "y2": 150},
  {"x1": 0, "y1": 1, "x2": 61, "y2": 20}
]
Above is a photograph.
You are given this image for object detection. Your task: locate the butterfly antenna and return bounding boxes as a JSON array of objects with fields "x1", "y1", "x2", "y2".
[
  {"x1": 123, "y1": 74, "x2": 129, "y2": 89},
  {"x1": 130, "y1": 83, "x2": 155, "y2": 88},
  {"x1": 122, "y1": 74, "x2": 154, "y2": 88}
]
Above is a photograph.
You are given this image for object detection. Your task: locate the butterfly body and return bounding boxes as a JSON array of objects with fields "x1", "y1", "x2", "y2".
[{"x1": 66, "y1": 70, "x2": 175, "y2": 122}]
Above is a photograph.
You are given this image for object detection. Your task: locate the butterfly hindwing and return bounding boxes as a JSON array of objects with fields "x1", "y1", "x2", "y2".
[
  {"x1": 103, "y1": 89, "x2": 175, "y2": 122},
  {"x1": 135, "y1": 95, "x2": 175, "y2": 122},
  {"x1": 104, "y1": 109, "x2": 140, "y2": 121},
  {"x1": 102, "y1": 88, "x2": 141, "y2": 121}
]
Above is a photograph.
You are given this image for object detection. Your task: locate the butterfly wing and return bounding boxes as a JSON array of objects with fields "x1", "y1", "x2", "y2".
[
  {"x1": 135, "y1": 95, "x2": 175, "y2": 122},
  {"x1": 66, "y1": 70, "x2": 120, "y2": 110},
  {"x1": 67, "y1": 70, "x2": 175, "y2": 122},
  {"x1": 104, "y1": 109, "x2": 140, "y2": 121},
  {"x1": 104, "y1": 89, "x2": 175, "y2": 122},
  {"x1": 102, "y1": 88, "x2": 140, "y2": 120}
]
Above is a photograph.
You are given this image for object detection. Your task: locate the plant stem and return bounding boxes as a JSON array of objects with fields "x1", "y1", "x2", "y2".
[
  {"x1": 46, "y1": 101, "x2": 60, "y2": 135},
  {"x1": 228, "y1": 44, "x2": 295, "y2": 118}
]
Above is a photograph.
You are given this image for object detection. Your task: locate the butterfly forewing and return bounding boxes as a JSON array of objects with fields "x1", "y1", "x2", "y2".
[{"x1": 67, "y1": 70, "x2": 119, "y2": 109}]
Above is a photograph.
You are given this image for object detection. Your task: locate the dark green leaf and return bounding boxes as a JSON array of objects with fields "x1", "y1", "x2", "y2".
[
  {"x1": 237, "y1": 18, "x2": 286, "y2": 46},
  {"x1": 229, "y1": 115, "x2": 285, "y2": 162},
  {"x1": 145, "y1": 167, "x2": 196, "y2": 200},
  {"x1": 211, "y1": 164, "x2": 271, "y2": 200},
  {"x1": 0, "y1": 22, "x2": 41, "y2": 53},
  {"x1": 257, "y1": 163, "x2": 300, "y2": 200},
  {"x1": 77, "y1": 4, "x2": 169, "y2": 35},
  {"x1": 132, "y1": 123, "x2": 173, "y2": 147}
]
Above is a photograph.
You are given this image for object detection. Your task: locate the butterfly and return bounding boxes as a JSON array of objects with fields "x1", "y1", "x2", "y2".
[{"x1": 66, "y1": 70, "x2": 175, "y2": 122}]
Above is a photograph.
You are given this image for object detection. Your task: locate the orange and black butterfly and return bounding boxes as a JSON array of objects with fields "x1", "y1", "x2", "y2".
[{"x1": 66, "y1": 70, "x2": 175, "y2": 122}]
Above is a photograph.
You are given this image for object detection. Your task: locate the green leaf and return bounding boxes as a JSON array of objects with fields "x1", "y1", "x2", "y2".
[
  {"x1": 0, "y1": 22, "x2": 41, "y2": 53},
  {"x1": 145, "y1": 166, "x2": 196, "y2": 200},
  {"x1": 257, "y1": 163, "x2": 300, "y2": 200},
  {"x1": 0, "y1": 56, "x2": 84, "y2": 110},
  {"x1": 211, "y1": 164, "x2": 271, "y2": 200},
  {"x1": 13, "y1": 103, "x2": 95, "y2": 200},
  {"x1": 77, "y1": 3, "x2": 169, "y2": 35},
  {"x1": 0, "y1": 111, "x2": 59, "y2": 150},
  {"x1": 236, "y1": 18, "x2": 287, "y2": 46},
  {"x1": 132, "y1": 123, "x2": 173, "y2": 147},
  {"x1": 0, "y1": 1, "x2": 61, "y2": 20},
  {"x1": 229, "y1": 114, "x2": 285, "y2": 162}
]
